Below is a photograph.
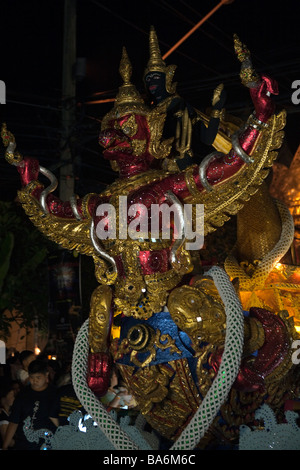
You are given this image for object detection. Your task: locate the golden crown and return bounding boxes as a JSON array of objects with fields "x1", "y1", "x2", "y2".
[{"x1": 101, "y1": 47, "x2": 148, "y2": 129}]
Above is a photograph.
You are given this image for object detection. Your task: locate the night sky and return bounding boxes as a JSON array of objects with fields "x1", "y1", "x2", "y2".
[{"x1": 1, "y1": 0, "x2": 300, "y2": 200}]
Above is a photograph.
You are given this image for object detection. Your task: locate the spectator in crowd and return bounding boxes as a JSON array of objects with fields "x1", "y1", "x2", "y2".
[
  {"x1": 0, "y1": 379, "x2": 16, "y2": 449},
  {"x1": 6, "y1": 351, "x2": 21, "y2": 382},
  {"x1": 11, "y1": 380, "x2": 21, "y2": 397},
  {"x1": 100, "y1": 366, "x2": 136, "y2": 413},
  {"x1": 15, "y1": 350, "x2": 35, "y2": 386},
  {"x1": 2, "y1": 359, "x2": 60, "y2": 450}
]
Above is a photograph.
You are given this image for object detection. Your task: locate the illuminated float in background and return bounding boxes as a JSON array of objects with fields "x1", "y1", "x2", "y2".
[{"x1": 2, "y1": 30, "x2": 300, "y2": 450}]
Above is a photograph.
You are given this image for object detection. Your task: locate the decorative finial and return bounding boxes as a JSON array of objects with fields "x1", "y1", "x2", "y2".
[
  {"x1": 119, "y1": 46, "x2": 132, "y2": 85},
  {"x1": 146, "y1": 25, "x2": 166, "y2": 74},
  {"x1": 1, "y1": 122, "x2": 15, "y2": 147},
  {"x1": 1, "y1": 123, "x2": 23, "y2": 165},
  {"x1": 233, "y1": 34, "x2": 260, "y2": 87},
  {"x1": 233, "y1": 34, "x2": 251, "y2": 63},
  {"x1": 144, "y1": 26, "x2": 177, "y2": 95},
  {"x1": 101, "y1": 47, "x2": 148, "y2": 129}
]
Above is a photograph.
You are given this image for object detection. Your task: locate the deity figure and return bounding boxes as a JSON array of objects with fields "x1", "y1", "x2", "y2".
[
  {"x1": 143, "y1": 26, "x2": 228, "y2": 171},
  {"x1": 2, "y1": 35, "x2": 299, "y2": 448}
]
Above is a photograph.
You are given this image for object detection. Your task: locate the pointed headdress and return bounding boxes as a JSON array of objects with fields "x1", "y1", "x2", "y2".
[
  {"x1": 144, "y1": 26, "x2": 177, "y2": 95},
  {"x1": 102, "y1": 47, "x2": 148, "y2": 129}
]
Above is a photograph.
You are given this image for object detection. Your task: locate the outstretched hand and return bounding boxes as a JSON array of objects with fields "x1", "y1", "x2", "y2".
[{"x1": 249, "y1": 75, "x2": 278, "y2": 122}]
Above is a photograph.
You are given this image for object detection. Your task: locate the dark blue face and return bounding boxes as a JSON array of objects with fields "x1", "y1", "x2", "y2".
[{"x1": 145, "y1": 71, "x2": 169, "y2": 103}]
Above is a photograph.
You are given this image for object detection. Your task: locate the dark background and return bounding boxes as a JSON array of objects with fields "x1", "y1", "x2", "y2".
[{"x1": 0, "y1": 0, "x2": 299, "y2": 200}]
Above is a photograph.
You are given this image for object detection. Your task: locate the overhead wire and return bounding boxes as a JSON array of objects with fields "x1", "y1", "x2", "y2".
[
  {"x1": 154, "y1": 0, "x2": 292, "y2": 94},
  {"x1": 86, "y1": 0, "x2": 199, "y2": 65}
]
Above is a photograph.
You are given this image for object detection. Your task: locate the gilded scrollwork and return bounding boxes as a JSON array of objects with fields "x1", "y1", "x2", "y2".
[
  {"x1": 167, "y1": 284, "x2": 227, "y2": 348},
  {"x1": 113, "y1": 265, "x2": 184, "y2": 320},
  {"x1": 117, "y1": 359, "x2": 201, "y2": 439},
  {"x1": 113, "y1": 325, "x2": 181, "y2": 368},
  {"x1": 88, "y1": 285, "x2": 112, "y2": 353},
  {"x1": 147, "y1": 106, "x2": 174, "y2": 160}
]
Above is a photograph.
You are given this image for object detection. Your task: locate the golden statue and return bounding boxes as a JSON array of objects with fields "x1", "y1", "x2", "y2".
[{"x1": 2, "y1": 35, "x2": 299, "y2": 449}]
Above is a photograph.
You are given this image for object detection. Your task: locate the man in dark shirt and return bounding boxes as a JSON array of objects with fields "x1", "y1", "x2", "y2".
[{"x1": 2, "y1": 359, "x2": 59, "y2": 450}]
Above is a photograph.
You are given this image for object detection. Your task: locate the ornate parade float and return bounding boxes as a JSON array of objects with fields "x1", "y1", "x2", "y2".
[{"x1": 2, "y1": 29, "x2": 300, "y2": 450}]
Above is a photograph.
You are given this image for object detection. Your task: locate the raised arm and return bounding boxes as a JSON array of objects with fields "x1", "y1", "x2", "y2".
[
  {"x1": 159, "y1": 36, "x2": 279, "y2": 199},
  {"x1": 128, "y1": 68, "x2": 278, "y2": 207},
  {"x1": 1, "y1": 124, "x2": 102, "y2": 220}
]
